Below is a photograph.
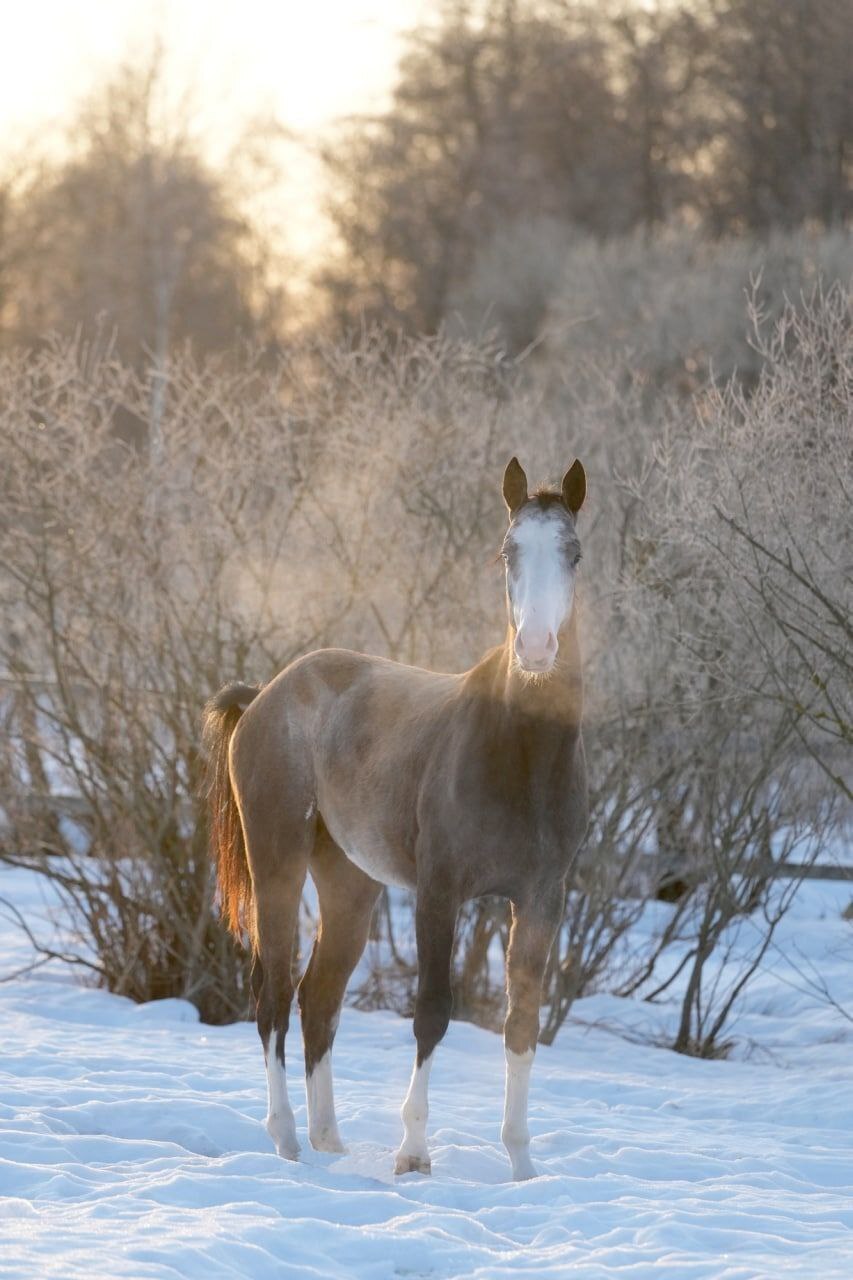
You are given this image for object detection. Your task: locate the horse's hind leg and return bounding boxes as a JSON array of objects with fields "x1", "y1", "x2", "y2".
[
  {"x1": 240, "y1": 793, "x2": 312, "y2": 1161},
  {"x1": 298, "y1": 828, "x2": 381, "y2": 1152}
]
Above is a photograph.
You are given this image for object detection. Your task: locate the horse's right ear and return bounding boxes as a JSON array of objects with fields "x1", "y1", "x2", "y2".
[{"x1": 502, "y1": 457, "x2": 528, "y2": 513}]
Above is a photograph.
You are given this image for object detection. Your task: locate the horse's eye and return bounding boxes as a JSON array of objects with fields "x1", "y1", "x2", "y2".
[{"x1": 573, "y1": 552, "x2": 582, "y2": 568}]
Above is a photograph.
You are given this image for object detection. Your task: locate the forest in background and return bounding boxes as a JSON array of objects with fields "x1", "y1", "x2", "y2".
[
  {"x1": 0, "y1": 0, "x2": 850, "y2": 352},
  {"x1": 0, "y1": 0, "x2": 851, "y2": 1055}
]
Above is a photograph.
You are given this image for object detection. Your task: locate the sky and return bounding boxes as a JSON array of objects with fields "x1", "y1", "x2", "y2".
[{"x1": 0, "y1": 1, "x2": 427, "y2": 267}]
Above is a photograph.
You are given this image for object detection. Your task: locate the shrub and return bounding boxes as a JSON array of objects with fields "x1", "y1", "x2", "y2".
[{"x1": 0, "y1": 274, "x2": 846, "y2": 1052}]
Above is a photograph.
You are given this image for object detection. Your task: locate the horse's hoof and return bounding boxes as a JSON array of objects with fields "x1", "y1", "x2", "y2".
[
  {"x1": 394, "y1": 1153, "x2": 432, "y2": 1175},
  {"x1": 269, "y1": 1124, "x2": 300, "y2": 1161},
  {"x1": 267, "y1": 1110, "x2": 300, "y2": 1161},
  {"x1": 275, "y1": 1143, "x2": 301, "y2": 1161},
  {"x1": 310, "y1": 1131, "x2": 347, "y2": 1154}
]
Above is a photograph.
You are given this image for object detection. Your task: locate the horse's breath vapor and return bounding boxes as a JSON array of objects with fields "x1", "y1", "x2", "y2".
[{"x1": 204, "y1": 457, "x2": 588, "y2": 1180}]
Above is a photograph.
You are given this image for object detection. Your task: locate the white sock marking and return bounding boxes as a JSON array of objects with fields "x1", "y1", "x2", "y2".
[
  {"x1": 502, "y1": 1047, "x2": 537, "y2": 1180},
  {"x1": 394, "y1": 1053, "x2": 433, "y2": 1173},
  {"x1": 307, "y1": 1051, "x2": 345, "y2": 1153},
  {"x1": 265, "y1": 1047, "x2": 299, "y2": 1160}
]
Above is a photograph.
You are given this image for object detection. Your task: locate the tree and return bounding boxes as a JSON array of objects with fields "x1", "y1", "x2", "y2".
[
  {"x1": 2, "y1": 53, "x2": 282, "y2": 363},
  {"x1": 609, "y1": 3, "x2": 712, "y2": 232},
  {"x1": 319, "y1": 0, "x2": 852, "y2": 335},
  {"x1": 705, "y1": 0, "x2": 853, "y2": 230},
  {"x1": 319, "y1": 1, "x2": 625, "y2": 332}
]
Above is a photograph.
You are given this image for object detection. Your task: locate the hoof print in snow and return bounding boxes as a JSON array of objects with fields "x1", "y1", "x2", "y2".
[{"x1": 394, "y1": 1153, "x2": 432, "y2": 1176}]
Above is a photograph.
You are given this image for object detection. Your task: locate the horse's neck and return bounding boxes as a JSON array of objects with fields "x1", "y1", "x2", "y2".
[{"x1": 467, "y1": 617, "x2": 583, "y2": 729}]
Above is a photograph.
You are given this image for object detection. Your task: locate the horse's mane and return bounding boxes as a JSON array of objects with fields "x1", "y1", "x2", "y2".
[{"x1": 528, "y1": 487, "x2": 565, "y2": 511}]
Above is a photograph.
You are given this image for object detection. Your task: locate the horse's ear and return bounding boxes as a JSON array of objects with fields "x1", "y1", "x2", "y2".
[
  {"x1": 561, "y1": 459, "x2": 586, "y2": 515},
  {"x1": 502, "y1": 456, "x2": 528, "y2": 513}
]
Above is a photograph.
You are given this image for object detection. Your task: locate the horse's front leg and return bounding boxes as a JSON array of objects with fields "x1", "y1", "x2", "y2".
[
  {"x1": 394, "y1": 882, "x2": 459, "y2": 1176},
  {"x1": 299, "y1": 833, "x2": 381, "y2": 1154},
  {"x1": 502, "y1": 885, "x2": 564, "y2": 1180}
]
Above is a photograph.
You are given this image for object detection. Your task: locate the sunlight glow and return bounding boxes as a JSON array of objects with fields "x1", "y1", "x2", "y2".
[{"x1": 0, "y1": 1, "x2": 425, "y2": 261}]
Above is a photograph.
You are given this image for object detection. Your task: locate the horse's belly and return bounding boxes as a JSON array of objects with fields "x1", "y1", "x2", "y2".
[
  {"x1": 319, "y1": 803, "x2": 416, "y2": 889},
  {"x1": 341, "y1": 838, "x2": 416, "y2": 890}
]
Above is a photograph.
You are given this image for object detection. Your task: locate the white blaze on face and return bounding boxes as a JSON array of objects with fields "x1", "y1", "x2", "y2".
[{"x1": 506, "y1": 511, "x2": 577, "y2": 673}]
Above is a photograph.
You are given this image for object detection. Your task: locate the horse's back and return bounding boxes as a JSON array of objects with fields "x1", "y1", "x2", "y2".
[
  {"x1": 234, "y1": 647, "x2": 459, "y2": 888},
  {"x1": 271, "y1": 646, "x2": 458, "y2": 729}
]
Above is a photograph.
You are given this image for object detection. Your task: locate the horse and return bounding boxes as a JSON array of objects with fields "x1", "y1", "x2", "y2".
[{"x1": 203, "y1": 456, "x2": 589, "y2": 1180}]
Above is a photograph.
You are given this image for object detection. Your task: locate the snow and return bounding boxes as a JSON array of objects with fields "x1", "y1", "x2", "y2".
[{"x1": 0, "y1": 867, "x2": 852, "y2": 1279}]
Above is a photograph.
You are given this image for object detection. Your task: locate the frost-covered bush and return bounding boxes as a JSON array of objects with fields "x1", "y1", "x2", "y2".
[
  {"x1": 0, "y1": 277, "x2": 847, "y2": 1049},
  {"x1": 595, "y1": 285, "x2": 851, "y2": 1054},
  {"x1": 0, "y1": 331, "x2": 566, "y2": 1018},
  {"x1": 447, "y1": 216, "x2": 577, "y2": 355},
  {"x1": 451, "y1": 221, "x2": 852, "y2": 388},
  {"x1": 545, "y1": 225, "x2": 852, "y2": 394}
]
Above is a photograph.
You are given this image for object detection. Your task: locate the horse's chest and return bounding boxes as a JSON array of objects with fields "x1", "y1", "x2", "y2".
[{"x1": 426, "y1": 730, "x2": 587, "y2": 882}]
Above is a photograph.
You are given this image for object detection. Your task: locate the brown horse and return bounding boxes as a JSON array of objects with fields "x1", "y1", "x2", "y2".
[{"x1": 204, "y1": 456, "x2": 588, "y2": 1180}]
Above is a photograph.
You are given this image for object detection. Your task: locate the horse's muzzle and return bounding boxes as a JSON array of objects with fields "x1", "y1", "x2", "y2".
[{"x1": 514, "y1": 629, "x2": 557, "y2": 673}]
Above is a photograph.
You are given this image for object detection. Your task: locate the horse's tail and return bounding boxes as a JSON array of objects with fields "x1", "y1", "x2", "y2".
[{"x1": 202, "y1": 682, "x2": 262, "y2": 946}]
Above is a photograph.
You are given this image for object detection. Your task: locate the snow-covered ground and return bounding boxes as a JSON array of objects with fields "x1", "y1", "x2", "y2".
[{"x1": 0, "y1": 867, "x2": 851, "y2": 1279}]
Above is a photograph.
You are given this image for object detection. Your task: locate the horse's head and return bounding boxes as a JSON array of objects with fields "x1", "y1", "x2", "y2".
[{"x1": 500, "y1": 456, "x2": 586, "y2": 676}]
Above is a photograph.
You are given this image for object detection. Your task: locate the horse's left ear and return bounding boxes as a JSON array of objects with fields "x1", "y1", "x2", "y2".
[{"x1": 561, "y1": 460, "x2": 586, "y2": 515}]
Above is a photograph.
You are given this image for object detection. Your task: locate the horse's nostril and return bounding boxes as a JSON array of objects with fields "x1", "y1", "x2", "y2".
[{"x1": 546, "y1": 632, "x2": 556, "y2": 653}]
